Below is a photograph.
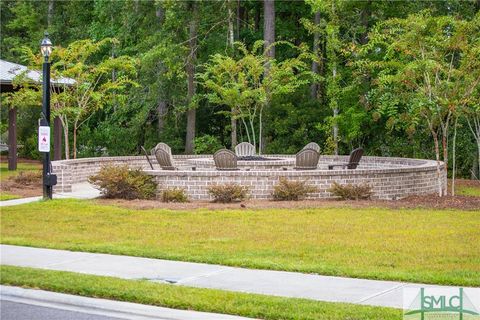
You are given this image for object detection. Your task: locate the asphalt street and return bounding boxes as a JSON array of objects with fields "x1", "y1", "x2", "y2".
[{"x1": 0, "y1": 300, "x2": 123, "y2": 320}]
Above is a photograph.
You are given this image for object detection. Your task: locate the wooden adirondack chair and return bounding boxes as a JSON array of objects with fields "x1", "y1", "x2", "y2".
[
  {"x1": 141, "y1": 146, "x2": 154, "y2": 170},
  {"x1": 214, "y1": 149, "x2": 239, "y2": 171},
  {"x1": 294, "y1": 148, "x2": 320, "y2": 170},
  {"x1": 328, "y1": 148, "x2": 364, "y2": 170},
  {"x1": 302, "y1": 142, "x2": 320, "y2": 153},
  {"x1": 235, "y1": 142, "x2": 255, "y2": 157},
  {"x1": 155, "y1": 148, "x2": 176, "y2": 170},
  {"x1": 151, "y1": 142, "x2": 172, "y2": 156}
]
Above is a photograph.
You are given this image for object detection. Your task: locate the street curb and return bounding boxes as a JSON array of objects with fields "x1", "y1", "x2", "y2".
[{"x1": 0, "y1": 285, "x2": 253, "y2": 320}]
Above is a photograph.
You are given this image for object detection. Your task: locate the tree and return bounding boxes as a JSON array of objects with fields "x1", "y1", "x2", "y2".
[
  {"x1": 185, "y1": 1, "x2": 199, "y2": 154},
  {"x1": 262, "y1": 0, "x2": 275, "y2": 152},
  {"x1": 305, "y1": 0, "x2": 343, "y2": 155},
  {"x1": 17, "y1": 38, "x2": 138, "y2": 159},
  {"x1": 199, "y1": 41, "x2": 315, "y2": 151},
  {"x1": 361, "y1": 12, "x2": 480, "y2": 195}
]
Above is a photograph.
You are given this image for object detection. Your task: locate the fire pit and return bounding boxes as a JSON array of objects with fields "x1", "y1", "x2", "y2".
[
  {"x1": 51, "y1": 154, "x2": 447, "y2": 200},
  {"x1": 187, "y1": 156, "x2": 295, "y2": 170},
  {"x1": 238, "y1": 155, "x2": 280, "y2": 161}
]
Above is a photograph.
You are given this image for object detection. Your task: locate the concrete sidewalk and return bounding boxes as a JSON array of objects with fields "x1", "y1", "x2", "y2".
[
  {"x1": 1, "y1": 285, "x2": 252, "y2": 320},
  {"x1": 1, "y1": 245, "x2": 468, "y2": 309},
  {"x1": 0, "y1": 182, "x2": 100, "y2": 207}
]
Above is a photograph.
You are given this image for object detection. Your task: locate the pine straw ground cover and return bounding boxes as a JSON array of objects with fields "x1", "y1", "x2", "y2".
[
  {"x1": 0, "y1": 160, "x2": 42, "y2": 198},
  {"x1": 97, "y1": 179, "x2": 480, "y2": 211},
  {"x1": 1, "y1": 199, "x2": 479, "y2": 287}
]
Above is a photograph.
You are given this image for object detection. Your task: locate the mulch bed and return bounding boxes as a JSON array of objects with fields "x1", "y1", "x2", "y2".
[
  {"x1": 96, "y1": 193, "x2": 480, "y2": 211},
  {"x1": 1, "y1": 180, "x2": 42, "y2": 198},
  {"x1": 95, "y1": 179, "x2": 480, "y2": 211}
]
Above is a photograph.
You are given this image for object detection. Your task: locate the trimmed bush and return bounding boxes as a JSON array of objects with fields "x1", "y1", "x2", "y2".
[
  {"x1": 162, "y1": 187, "x2": 188, "y2": 203},
  {"x1": 328, "y1": 182, "x2": 373, "y2": 200},
  {"x1": 88, "y1": 165, "x2": 157, "y2": 200},
  {"x1": 207, "y1": 183, "x2": 249, "y2": 203},
  {"x1": 272, "y1": 178, "x2": 318, "y2": 201},
  {"x1": 10, "y1": 171, "x2": 42, "y2": 185}
]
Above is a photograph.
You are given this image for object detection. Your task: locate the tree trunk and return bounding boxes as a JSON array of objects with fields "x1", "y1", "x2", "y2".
[
  {"x1": 430, "y1": 126, "x2": 443, "y2": 196},
  {"x1": 261, "y1": 0, "x2": 275, "y2": 153},
  {"x1": 231, "y1": 113, "x2": 237, "y2": 149},
  {"x1": 228, "y1": 1, "x2": 235, "y2": 48},
  {"x1": 157, "y1": 100, "x2": 167, "y2": 137},
  {"x1": 254, "y1": 3, "x2": 260, "y2": 32},
  {"x1": 359, "y1": 0, "x2": 371, "y2": 45},
  {"x1": 236, "y1": 0, "x2": 244, "y2": 40},
  {"x1": 156, "y1": 5, "x2": 164, "y2": 24},
  {"x1": 47, "y1": 0, "x2": 54, "y2": 28},
  {"x1": 184, "y1": 1, "x2": 198, "y2": 154},
  {"x1": 60, "y1": 116, "x2": 70, "y2": 160},
  {"x1": 451, "y1": 117, "x2": 458, "y2": 196},
  {"x1": 310, "y1": 11, "x2": 321, "y2": 99},
  {"x1": 332, "y1": 65, "x2": 339, "y2": 156},
  {"x1": 333, "y1": 107, "x2": 339, "y2": 155},
  {"x1": 53, "y1": 116, "x2": 62, "y2": 160},
  {"x1": 263, "y1": 0, "x2": 275, "y2": 60},
  {"x1": 227, "y1": 1, "x2": 237, "y2": 149},
  {"x1": 73, "y1": 125, "x2": 77, "y2": 159},
  {"x1": 8, "y1": 107, "x2": 17, "y2": 171}
]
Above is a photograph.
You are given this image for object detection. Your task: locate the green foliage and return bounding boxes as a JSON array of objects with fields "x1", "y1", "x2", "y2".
[
  {"x1": 88, "y1": 165, "x2": 157, "y2": 200},
  {"x1": 1, "y1": 0, "x2": 478, "y2": 179},
  {"x1": 161, "y1": 187, "x2": 188, "y2": 203},
  {"x1": 198, "y1": 41, "x2": 316, "y2": 148},
  {"x1": 328, "y1": 182, "x2": 373, "y2": 200},
  {"x1": 359, "y1": 11, "x2": 480, "y2": 171},
  {"x1": 207, "y1": 183, "x2": 250, "y2": 203},
  {"x1": 194, "y1": 134, "x2": 224, "y2": 154},
  {"x1": 272, "y1": 178, "x2": 318, "y2": 201}
]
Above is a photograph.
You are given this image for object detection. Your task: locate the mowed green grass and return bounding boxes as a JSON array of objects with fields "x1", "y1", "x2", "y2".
[
  {"x1": 457, "y1": 185, "x2": 480, "y2": 197},
  {"x1": 0, "y1": 161, "x2": 41, "y2": 182},
  {"x1": 1, "y1": 199, "x2": 479, "y2": 286},
  {"x1": 0, "y1": 193, "x2": 19, "y2": 201},
  {"x1": 0, "y1": 266, "x2": 402, "y2": 320}
]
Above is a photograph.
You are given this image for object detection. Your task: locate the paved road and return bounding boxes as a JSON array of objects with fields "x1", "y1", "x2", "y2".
[
  {"x1": 0, "y1": 286, "x2": 251, "y2": 320},
  {"x1": 1, "y1": 300, "x2": 123, "y2": 320}
]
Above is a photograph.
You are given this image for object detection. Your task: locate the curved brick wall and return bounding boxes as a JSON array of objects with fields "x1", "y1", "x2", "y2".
[{"x1": 52, "y1": 155, "x2": 446, "y2": 200}]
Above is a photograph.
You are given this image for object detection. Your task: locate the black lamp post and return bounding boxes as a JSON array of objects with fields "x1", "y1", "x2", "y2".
[{"x1": 40, "y1": 32, "x2": 56, "y2": 199}]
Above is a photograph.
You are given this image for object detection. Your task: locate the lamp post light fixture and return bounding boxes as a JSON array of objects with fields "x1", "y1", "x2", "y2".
[{"x1": 39, "y1": 32, "x2": 56, "y2": 199}]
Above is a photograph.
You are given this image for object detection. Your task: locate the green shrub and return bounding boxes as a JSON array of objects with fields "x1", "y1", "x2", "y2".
[
  {"x1": 207, "y1": 183, "x2": 249, "y2": 203},
  {"x1": 88, "y1": 165, "x2": 157, "y2": 200},
  {"x1": 10, "y1": 171, "x2": 42, "y2": 185},
  {"x1": 19, "y1": 136, "x2": 41, "y2": 160},
  {"x1": 161, "y1": 187, "x2": 188, "y2": 203},
  {"x1": 272, "y1": 178, "x2": 318, "y2": 201},
  {"x1": 328, "y1": 182, "x2": 373, "y2": 200},
  {"x1": 194, "y1": 134, "x2": 224, "y2": 154}
]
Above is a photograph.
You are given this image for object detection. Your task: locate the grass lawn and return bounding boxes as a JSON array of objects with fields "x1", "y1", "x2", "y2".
[
  {"x1": 457, "y1": 185, "x2": 480, "y2": 197},
  {"x1": 0, "y1": 266, "x2": 402, "y2": 320},
  {"x1": 0, "y1": 161, "x2": 41, "y2": 182},
  {"x1": 1, "y1": 199, "x2": 479, "y2": 286},
  {"x1": 0, "y1": 193, "x2": 19, "y2": 201}
]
